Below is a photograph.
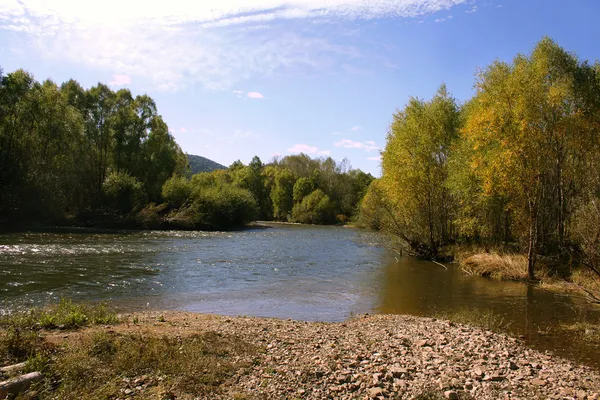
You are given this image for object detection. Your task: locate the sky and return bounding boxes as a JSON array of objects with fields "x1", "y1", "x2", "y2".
[{"x1": 1, "y1": 0, "x2": 599, "y2": 176}]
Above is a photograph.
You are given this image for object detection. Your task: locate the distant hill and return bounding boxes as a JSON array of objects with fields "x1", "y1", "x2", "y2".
[{"x1": 186, "y1": 154, "x2": 227, "y2": 175}]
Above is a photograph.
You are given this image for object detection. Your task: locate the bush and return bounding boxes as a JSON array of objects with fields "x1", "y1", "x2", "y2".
[
  {"x1": 189, "y1": 185, "x2": 258, "y2": 230},
  {"x1": 102, "y1": 171, "x2": 146, "y2": 213},
  {"x1": 162, "y1": 175, "x2": 192, "y2": 208},
  {"x1": 291, "y1": 189, "x2": 334, "y2": 224}
]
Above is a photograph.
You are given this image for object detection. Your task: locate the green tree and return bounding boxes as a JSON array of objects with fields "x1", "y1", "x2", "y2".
[{"x1": 378, "y1": 84, "x2": 460, "y2": 258}]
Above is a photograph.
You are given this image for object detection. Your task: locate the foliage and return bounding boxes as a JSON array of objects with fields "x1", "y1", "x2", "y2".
[
  {"x1": 161, "y1": 175, "x2": 193, "y2": 209},
  {"x1": 190, "y1": 185, "x2": 258, "y2": 230},
  {"x1": 363, "y1": 37, "x2": 600, "y2": 287},
  {"x1": 375, "y1": 85, "x2": 460, "y2": 258},
  {"x1": 0, "y1": 70, "x2": 187, "y2": 225},
  {"x1": 102, "y1": 171, "x2": 146, "y2": 213},
  {"x1": 292, "y1": 189, "x2": 335, "y2": 224}
]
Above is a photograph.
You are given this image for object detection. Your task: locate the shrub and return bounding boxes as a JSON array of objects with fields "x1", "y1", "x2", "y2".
[
  {"x1": 102, "y1": 171, "x2": 146, "y2": 213},
  {"x1": 291, "y1": 189, "x2": 334, "y2": 224},
  {"x1": 189, "y1": 185, "x2": 258, "y2": 230},
  {"x1": 162, "y1": 175, "x2": 192, "y2": 208}
]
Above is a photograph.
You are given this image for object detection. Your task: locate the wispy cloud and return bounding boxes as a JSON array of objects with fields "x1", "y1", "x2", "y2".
[
  {"x1": 334, "y1": 139, "x2": 379, "y2": 151},
  {"x1": 331, "y1": 131, "x2": 343, "y2": 135},
  {"x1": 233, "y1": 90, "x2": 265, "y2": 99},
  {"x1": 350, "y1": 125, "x2": 363, "y2": 131},
  {"x1": 179, "y1": 127, "x2": 188, "y2": 133},
  {"x1": 109, "y1": 74, "x2": 131, "y2": 87},
  {"x1": 466, "y1": 6, "x2": 478, "y2": 13},
  {"x1": 367, "y1": 155, "x2": 382, "y2": 161},
  {"x1": 1, "y1": 0, "x2": 471, "y2": 91},
  {"x1": 287, "y1": 144, "x2": 331, "y2": 155}
]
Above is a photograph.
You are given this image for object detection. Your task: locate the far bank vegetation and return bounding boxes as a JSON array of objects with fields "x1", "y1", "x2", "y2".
[{"x1": 0, "y1": 68, "x2": 373, "y2": 231}]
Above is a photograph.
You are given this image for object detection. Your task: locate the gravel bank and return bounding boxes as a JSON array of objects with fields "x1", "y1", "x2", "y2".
[{"x1": 97, "y1": 311, "x2": 600, "y2": 400}]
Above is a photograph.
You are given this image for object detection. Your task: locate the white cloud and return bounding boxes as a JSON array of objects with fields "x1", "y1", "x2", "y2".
[
  {"x1": 350, "y1": 125, "x2": 363, "y2": 131},
  {"x1": 287, "y1": 144, "x2": 330, "y2": 155},
  {"x1": 331, "y1": 131, "x2": 343, "y2": 135},
  {"x1": 367, "y1": 155, "x2": 382, "y2": 161},
  {"x1": 247, "y1": 91, "x2": 265, "y2": 99},
  {"x1": 287, "y1": 144, "x2": 319, "y2": 154},
  {"x1": 334, "y1": 139, "x2": 379, "y2": 151},
  {"x1": 466, "y1": 6, "x2": 478, "y2": 13},
  {"x1": 0, "y1": 0, "x2": 470, "y2": 91},
  {"x1": 180, "y1": 127, "x2": 188, "y2": 133},
  {"x1": 233, "y1": 90, "x2": 244, "y2": 97},
  {"x1": 109, "y1": 74, "x2": 131, "y2": 87}
]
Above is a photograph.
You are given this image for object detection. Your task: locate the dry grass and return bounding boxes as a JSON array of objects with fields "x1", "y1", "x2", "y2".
[
  {"x1": 1, "y1": 323, "x2": 259, "y2": 399},
  {"x1": 558, "y1": 322, "x2": 600, "y2": 344},
  {"x1": 38, "y1": 330, "x2": 259, "y2": 399},
  {"x1": 540, "y1": 268, "x2": 600, "y2": 303},
  {"x1": 461, "y1": 253, "x2": 532, "y2": 281},
  {"x1": 460, "y1": 252, "x2": 600, "y2": 303}
]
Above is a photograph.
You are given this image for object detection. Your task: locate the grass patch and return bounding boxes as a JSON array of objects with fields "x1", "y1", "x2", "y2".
[
  {"x1": 0, "y1": 327, "x2": 45, "y2": 365},
  {"x1": 558, "y1": 322, "x2": 600, "y2": 344},
  {"x1": 33, "y1": 330, "x2": 258, "y2": 399},
  {"x1": 461, "y1": 253, "x2": 530, "y2": 281},
  {"x1": 0, "y1": 298, "x2": 118, "y2": 331},
  {"x1": 435, "y1": 307, "x2": 510, "y2": 332}
]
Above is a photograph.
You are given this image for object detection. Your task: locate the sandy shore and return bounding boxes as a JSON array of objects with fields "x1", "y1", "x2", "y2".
[{"x1": 47, "y1": 311, "x2": 600, "y2": 400}]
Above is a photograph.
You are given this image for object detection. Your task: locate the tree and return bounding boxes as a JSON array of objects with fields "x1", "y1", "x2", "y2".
[
  {"x1": 268, "y1": 167, "x2": 296, "y2": 220},
  {"x1": 292, "y1": 189, "x2": 334, "y2": 224},
  {"x1": 378, "y1": 84, "x2": 460, "y2": 258},
  {"x1": 462, "y1": 38, "x2": 600, "y2": 278}
]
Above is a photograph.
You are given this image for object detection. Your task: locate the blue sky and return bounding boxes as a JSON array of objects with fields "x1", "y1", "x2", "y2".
[{"x1": 1, "y1": 0, "x2": 599, "y2": 176}]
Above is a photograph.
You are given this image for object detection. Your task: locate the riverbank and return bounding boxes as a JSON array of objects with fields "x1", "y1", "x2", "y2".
[
  {"x1": 2, "y1": 310, "x2": 599, "y2": 399},
  {"x1": 455, "y1": 251, "x2": 600, "y2": 304}
]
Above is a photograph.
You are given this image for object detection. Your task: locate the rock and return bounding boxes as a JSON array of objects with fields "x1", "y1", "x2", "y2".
[
  {"x1": 473, "y1": 367, "x2": 485, "y2": 378},
  {"x1": 416, "y1": 339, "x2": 430, "y2": 347},
  {"x1": 390, "y1": 367, "x2": 408, "y2": 378},
  {"x1": 532, "y1": 378, "x2": 546, "y2": 386},
  {"x1": 444, "y1": 390, "x2": 459, "y2": 399},
  {"x1": 367, "y1": 387, "x2": 383, "y2": 398}
]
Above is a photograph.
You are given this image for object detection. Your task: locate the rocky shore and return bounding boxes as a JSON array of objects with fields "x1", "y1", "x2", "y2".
[{"x1": 68, "y1": 311, "x2": 600, "y2": 400}]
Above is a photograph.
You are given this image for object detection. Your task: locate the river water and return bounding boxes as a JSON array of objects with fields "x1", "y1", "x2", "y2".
[{"x1": 1, "y1": 224, "x2": 599, "y2": 366}]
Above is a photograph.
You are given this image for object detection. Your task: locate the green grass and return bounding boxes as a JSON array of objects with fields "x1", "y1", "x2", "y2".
[
  {"x1": 30, "y1": 331, "x2": 258, "y2": 399},
  {"x1": 0, "y1": 300, "x2": 260, "y2": 399},
  {"x1": 435, "y1": 307, "x2": 510, "y2": 332},
  {"x1": 0, "y1": 298, "x2": 118, "y2": 331}
]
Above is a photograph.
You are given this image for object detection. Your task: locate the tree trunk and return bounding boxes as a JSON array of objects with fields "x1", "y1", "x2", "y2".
[{"x1": 527, "y1": 211, "x2": 538, "y2": 280}]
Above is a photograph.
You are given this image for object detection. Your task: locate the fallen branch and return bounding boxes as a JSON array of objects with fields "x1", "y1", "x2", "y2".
[
  {"x1": 0, "y1": 372, "x2": 43, "y2": 397},
  {"x1": 0, "y1": 362, "x2": 26, "y2": 374},
  {"x1": 432, "y1": 260, "x2": 448, "y2": 270}
]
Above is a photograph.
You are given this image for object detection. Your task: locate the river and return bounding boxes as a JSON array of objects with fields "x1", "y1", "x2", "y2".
[{"x1": 1, "y1": 223, "x2": 599, "y2": 367}]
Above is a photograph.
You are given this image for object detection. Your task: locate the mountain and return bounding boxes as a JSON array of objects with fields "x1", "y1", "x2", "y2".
[{"x1": 186, "y1": 154, "x2": 227, "y2": 175}]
